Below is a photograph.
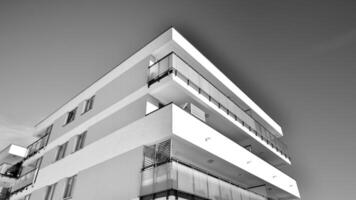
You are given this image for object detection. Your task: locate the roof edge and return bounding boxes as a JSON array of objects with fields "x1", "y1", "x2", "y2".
[{"x1": 170, "y1": 28, "x2": 283, "y2": 136}]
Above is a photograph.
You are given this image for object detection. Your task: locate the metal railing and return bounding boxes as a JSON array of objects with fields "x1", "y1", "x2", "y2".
[
  {"x1": 141, "y1": 140, "x2": 267, "y2": 200},
  {"x1": 10, "y1": 168, "x2": 37, "y2": 194},
  {"x1": 0, "y1": 187, "x2": 11, "y2": 200},
  {"x1": 25, "y1": 134, "x2": 49, "y2": 159},
  {"x1": 0, "y1": 162, "x2": 22, "y2": 179},
  {"x1": 147, "y1": 52, "x2": 290, "y2": 160},
  {"x1": 0, "y1": 163, "x2": 12, "y2": 177}
]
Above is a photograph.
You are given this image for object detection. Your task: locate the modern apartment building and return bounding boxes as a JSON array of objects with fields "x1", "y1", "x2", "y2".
[{"x1": 0, "y1": 28, "x2": 300, "y2": 200}]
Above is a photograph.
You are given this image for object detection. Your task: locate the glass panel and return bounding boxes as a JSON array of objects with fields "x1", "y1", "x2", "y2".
[
  {"x1": 231, "y1": 186, "x2": 242, "y2": 200},
  {"x1": 154, "y1": 164, "x2": 170, "y2": 193},
  {"x1": 149, "y1": 64, "x2": 159, "y2": 80},
  {"x1": 177, "y1": 164, "x2": 194, "y2": 194},
  {"x1": 63, "y1": 176, "x2": 76, "y2": 198},
  {"x1": 170, "y1": 162, "x2": 178, "y2": 190},
  {"x1": 141, "y1": 167, "x2": 154, "y2": 196},
  {"x1": 220, "y1": 180, "x2": 232, "y2": 200},
  {"x1": 208, "y1": 176, "x2": 221, "y2": 200},
  {"x1": 240, "y1": 188, "x2": 250, "y2": 200},
  {"x1": 193, "y1": 169, "x2": 208, "y2": 198},
  {"x1": 11, "y1": 169, "x2": 36, "y2": 192},
  {"x1": 140, "y1": 161, "x2": 266, "y2": 200}
]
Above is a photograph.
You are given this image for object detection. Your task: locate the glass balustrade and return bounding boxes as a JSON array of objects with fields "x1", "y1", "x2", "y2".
[
  {"x1": 147, "y1": 52, "x2": 289, "y2": 160},
  {"x1": 141, "y1": 161, "x2": 266, "y2": 200},
  {"x1": 26, "y1": 134, "x2": 49, "y2": 159},
  {"x1": 10, "y1": 169, "x2": 36, "y2": 194}
]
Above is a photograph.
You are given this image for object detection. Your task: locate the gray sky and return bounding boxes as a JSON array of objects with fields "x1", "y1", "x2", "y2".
[{"x1": 1, "y1": 0, "x2": 356, "y2": 199}]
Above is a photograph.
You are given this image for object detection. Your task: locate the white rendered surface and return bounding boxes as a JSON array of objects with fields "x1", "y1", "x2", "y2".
[
  {"x1": 34, "y1": 28, "x2": 175, "y2": 132},
  {"x1": 11, "y1": 105, "x2": 173, "y2": 200},
  {"x1": 171, "y1": 75, "x2": 290, "y2": 164},
  {"x1": 171, "y1": 29, "x2": 283, "y2": 136},
  {"x1": 34, "y1": 28, "x2": 282, "y2": 137},
  {"x1": 171, "y1": 105, "x2": 299, "y2": 198},
  {"x1": 23, "y1": 86, "x2": 148, "y2": 166},
  {"x1": 8, "y1": 145, "x2": 27, "y2": 158}
]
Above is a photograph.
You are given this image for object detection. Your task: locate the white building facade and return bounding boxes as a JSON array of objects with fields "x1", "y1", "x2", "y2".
[{"x1": 0, "y1": 28, "x2": 300, "y2": 200}]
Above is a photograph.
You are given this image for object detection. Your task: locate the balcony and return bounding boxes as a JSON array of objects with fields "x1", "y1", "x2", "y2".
[
  {"x1": 0, "y1": 162, "x2": 21, "y2": 179},
  {"x1": 8, "y1": 158, "x2": 41, "y2": 196},
  {"x1": 140, "y1": 139, "x2": 267, "y2": 200},
  {"x1": 141, "y1": 160, "x2": 266, "y2": 200},
  {"x1": 0, "y1": 163, "x2": 18, "y2": 188},
  {"x1": 142, "y1": 104, "x2": 299, "y2": 198},
  {"x1": 10, "y1": 168, "x2": 37, "y2": 195},
  {"x1": 147, "y1": 52, "x2": 290, "y2": 163},
  {"x1": 25, "y1": 134, "x2": 49, "y2": 160},
  {"x1": 140, "y1": 138, "x2": 297, "y2": 200}
]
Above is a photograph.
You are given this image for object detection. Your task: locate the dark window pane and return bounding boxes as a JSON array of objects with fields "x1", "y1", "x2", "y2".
[
  {"x1": 63, "y1": 176, "x2": 76, "y2": 198},
  {"x1": 65, "y1": 108, "x2": 77, "y2": 125}
]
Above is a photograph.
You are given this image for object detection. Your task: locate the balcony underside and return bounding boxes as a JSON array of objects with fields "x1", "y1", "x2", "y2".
[
  {"x1": 144, "y1": 104, "x2": 299, "y2": 199},
  {"x1": 170, "y1": 137, "x2": 296, "y2": 200},
  {"x1": 149, "y1": 74, "x2": 289, "y2": 167}
]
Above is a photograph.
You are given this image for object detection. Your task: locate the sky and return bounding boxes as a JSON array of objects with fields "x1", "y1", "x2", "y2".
[{"x1": 1, "y1": 0, "x2": 356, "y2": 199}]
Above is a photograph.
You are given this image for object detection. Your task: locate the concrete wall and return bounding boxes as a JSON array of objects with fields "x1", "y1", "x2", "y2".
[
  {"x1": 47, "y1": 55, "x2": 149, "y2": 144},
  {"x1": 85, "y1": 96, "x2": 147, "y2": 146},
  {"x1": 37, "y1": 56, "x2": 149, "y2": 169},
  {"x1": 10, "y1": 105, "x2": 173, "y2": 200},
  {"x1": 73, "y1": 147, "x2": 143, "y2": 200},
  {"x1": 29, "y1": 186, "x2": 46, "y2": 200},
  {"x1": 39, "y1": 95, "x2": 148, "y2": 169},
  {"x1": 29, "y1": 148, "x2": 143, "y2": 200}
]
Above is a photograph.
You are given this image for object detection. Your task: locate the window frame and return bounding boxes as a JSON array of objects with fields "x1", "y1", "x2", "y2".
[
  {"x1": 82, "y1": 95, "x2": 95, "y2": 114},
  {"x1": 24, "y1": 194, "x2": 31, "y2": 200},
  {"x1": 73, "y1": 131, "x2": 87, "y2": 153},
  {"x1": 44, "y1": 183, "x2": 56, "y2": 200},
  {"x1": 64, "y1": 108, "x2": 77, "y2": 125},
  {"x1": 55, "y1": 142, "x2": 68, "y2": 161},
  {"x1": 63, "y1": 175, "x2": 77, "y2": 199}
]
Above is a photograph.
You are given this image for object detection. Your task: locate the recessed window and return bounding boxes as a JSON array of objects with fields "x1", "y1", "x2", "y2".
[
  {"x1": 63, "y1": 175, "x2": 76, "y2": 199},
  {"x1": 74, "y1": 132, "x2": 86, "y2": 152},
  {"x1": 44, "y1": 184, "x2": 56, "y2": 200},
  {"x1": 40, "y1": 125, "x2": 53, "y2": 148},
  {"x1": 24, "y1": 194, "x2": 31, "y2": 200},
  {"x1": 65, "y1": 108, "x2": 77, "y2": 125},
  {"x1": 35, "y1": 157, "x2": 43, "y2": 169},
  {"x1": 55, "y1": 142, "x2": 68, "y2": 161},
  {"x1": 83, "y1": 96, "x2": 95, "y2": 114}
]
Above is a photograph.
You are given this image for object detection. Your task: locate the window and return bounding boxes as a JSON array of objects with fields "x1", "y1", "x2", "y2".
[
  {"x1": 44, "y1": 184, "x2": 56, "y2": 200},
  {"x1": 40, "y1": 125, "x2": 53, "y2": 148},
  {"x1": 73, "y1": 132, "x2": 86, "y2": 152},
  {"x1": 65, "y1": 108, "x2": 77, "y2": 125},
  {"x1": 63, "y1": 175, "x2": 76, "y2": 199},
  {"x1": 24, "y1": 194, "x2": 31, "y2": 200},
  {"x1": 35, "y1": 157, "x2": 43, "y2": 169},
  {"x1": 55, "y1": 142, "x2": 68, "y2": 161},
  {"x1": 83, "y1": 96, "x2": 95, "y2": 114}
]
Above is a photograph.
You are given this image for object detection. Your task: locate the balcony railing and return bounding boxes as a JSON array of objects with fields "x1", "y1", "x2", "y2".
[
  {"x1": 0, "y1": 162, "x2": 22, "y2": 179},
  {"x1": 25, "y1": 134, "x2": 50, "y2": 159},
  {"x1": 148, "y1": 52, "x2": 290, "y2": 161},
  {"x1": 141, "y1": 140, "x2": 267, "y2": 200},
  {"x1": 141, "y1": 161, "x2": 266, "y2": 200},
  {"x1": 10, "y1": 168, "x2": 37, "y2": 194},
  {"x1": 0, "y1": 163, "x2": 13, "y2": 178},
  {"x1": 0, "y1": 187, "x2": 11, "y2": 200}
]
